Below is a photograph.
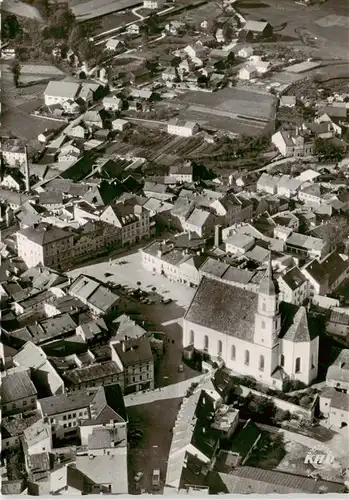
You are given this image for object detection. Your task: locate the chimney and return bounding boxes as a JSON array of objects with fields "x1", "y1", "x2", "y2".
[
  {"x1": 24, "y1": 146, "x2": 30, "y2": 193},
  {"x1": 214, "y1": 225, "x2": 222, "y2": 248}
]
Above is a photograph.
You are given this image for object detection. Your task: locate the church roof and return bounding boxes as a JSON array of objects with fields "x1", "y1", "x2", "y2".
[
  {"x1": 280, "y1": 305, "x2": 317, "y2": 342},
  {"x1": 185, "y1": 277, "x2": 319, "y2": 343},
  {"x1": 258, "y1": 256, "x2": 277, "y2": 296},
  {"x1": 184, "y1": 276, "x2": 257, "y2": 342}
]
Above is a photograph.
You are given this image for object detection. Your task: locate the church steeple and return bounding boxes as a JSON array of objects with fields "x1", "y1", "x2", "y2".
[{"x1": 259, "y1": 254, "x2": 276, "y2": 296}]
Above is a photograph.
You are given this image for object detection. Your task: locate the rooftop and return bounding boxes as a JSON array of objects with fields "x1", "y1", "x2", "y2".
[
  {"x1": 39, "y1": 390, "x2": 95, "y2": 416},
  {"x1": 112, "y1": 336, "x2": 153, "y2": 366},
  {"x1": 213, "y1": 466, "x2": 345, "y2": 494},
  {"x1": 1, "y1": 370, "x2": 37, "y2": 404}
]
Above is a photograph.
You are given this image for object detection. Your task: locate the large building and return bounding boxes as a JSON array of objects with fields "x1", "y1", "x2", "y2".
[
  {"x1": 183, "y1": 257, "x2": 319, "y2": 388},
  {"x1": 16, "y1": 224, "x2": 75, "y2": 270}
]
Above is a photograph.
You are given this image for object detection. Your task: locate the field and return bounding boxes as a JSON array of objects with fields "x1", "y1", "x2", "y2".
[
  {"x1": 237, "y1": 0, "x2": 349, "y2": 60},
  {"x1": 1, "y1": 65, "x2": 66, "y2": 143},
  {"x1": 97, "y1": 11, "x2": 138, "y2": 33},
  {"x1": 69, "y1": 0, "x2": 143, "y2": 21}
]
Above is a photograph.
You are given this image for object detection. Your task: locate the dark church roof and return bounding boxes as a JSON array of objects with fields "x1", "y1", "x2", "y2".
[
  {"x1": 185, "y1": 277, "x2": 257, "y2": 342},
  {"x1": 185, "y1": 276, "x2": 319, "y2": 343}
]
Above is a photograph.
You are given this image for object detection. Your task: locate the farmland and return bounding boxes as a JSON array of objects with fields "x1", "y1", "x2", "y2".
[{"x1": 237, "y1": 0, "x2": 349, "y2": 60}]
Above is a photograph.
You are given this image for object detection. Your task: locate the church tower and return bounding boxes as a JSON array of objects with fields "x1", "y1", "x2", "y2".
[{"x1": 254, "y1": 255, "x2": 281, "y2": 349}]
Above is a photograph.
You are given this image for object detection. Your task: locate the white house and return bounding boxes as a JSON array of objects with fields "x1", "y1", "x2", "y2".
[
  {"x1": 319, "y1": 387, "x2": 349, "y2": 429},
  {"x1": 326, "y1": 349, "x2": 349, "y2": 393},
  {"x1": 127, "y1": 24, "x2": 140, "y2": 35},
  {"x1": 225, "y1": 234, "x2": 255, "y2": 255},
  {"x1": 302, "y1": 251, "x2": 349, "y2": 297},
  {"x1": 112, "y1": 119, "x2": 130, "y2": 132},
  {"x1": 44, "y1": 81, "x2": 80, "y2": 106},
  {"x1": 105, "y1": 38, "x2": 123, "y2": 51},
  {"x1": 280, "y1": 95, "x2": 296, "y2": 108},
  {"x1": 103, "y1": 95, "x2": 122, "y2": 111},
  {"x1": 276, "y1": 175, "x2": 302, "y2": 198},
  {"x1": 238, "y1": 46, "x2": 253, "y2": 58},
  {"x1": 257, "y1": 173, "x2": 278, "y2": 195},
  {"x1": 277, "y1": 266, "x2": 308, "y2": 306},
  {"x1": 165, "y1": 21, "x2": 185, "y2": 35},
  {"x1": 167, "y1": 119, "x2": 199, "y2": 137},
  {"x1": 143, "y1": 0, "x2": 165, "y2": 8},
  {"x1": 272, "y1": 129, "x2": 314, "y2": 158},
  {"x1": 215, "y1": 29, "x2": 225, "y2": 43},
  {"x1": 183, "y1": 258, "x2": 319, "y2": 389},
  {"x1": 238, "y1": 65, "x2": 257, "y2": 80}
]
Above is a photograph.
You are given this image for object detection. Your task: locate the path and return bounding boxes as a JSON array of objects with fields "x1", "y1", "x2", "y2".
[
  {"x1": 132, "y1": 6, "x2": 145, "y2": 20},
  {"x1": 124, "y1": 372, "x2": 211, "y2": 407}
]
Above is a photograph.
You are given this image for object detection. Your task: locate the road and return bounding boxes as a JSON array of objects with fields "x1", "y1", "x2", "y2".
[
  {"x1": 93, "y1": 5, "x2": 175, "y2": 46},
  {"x1": 124, "y1": 372, "x2": 211, "y2": 407}
]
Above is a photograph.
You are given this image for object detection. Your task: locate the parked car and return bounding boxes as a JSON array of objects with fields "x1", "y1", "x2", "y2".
[
  {"x1": 178, "y1": 364, "x2": 184, "y2": 372},
  {"x1": 161, "y1": 298, "x2": 172, "y2": 304},
  {"x1": 104, "y1": 272, "x2": 113, "y2": 277},
  {"x1": 134, "y1": 472, "x2": 144, "y2": 482},
  {"x1": 151, "y1": 469, "x2": 160, "y2": 489}
]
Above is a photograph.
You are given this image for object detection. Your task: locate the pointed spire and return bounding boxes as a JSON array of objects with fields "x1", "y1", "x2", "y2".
[{"x1": 259, "y1": 253, "x2": 276, "y2": 296}]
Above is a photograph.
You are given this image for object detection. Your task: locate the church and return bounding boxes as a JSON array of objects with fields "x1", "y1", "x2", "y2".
[{"x1": 183, "y1": 258, "x2": 319, "y2": 389}]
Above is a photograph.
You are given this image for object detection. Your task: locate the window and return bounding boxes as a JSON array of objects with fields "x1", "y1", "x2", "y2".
[
  {"x1": 280, "y1": 354, "x2": 285, "y2": 367},
  {"x1": 295, "y1": 357, "x2": 301, "y2": 373},
  {"x1": 23, "y1": 400, "x2": 27, "y2": 406},
  {"x1": 189, "y1": 330, "x2": 194, "y2": 345},
  {"x1": 231, "y1": 345, "x2": 236, "y2": 360},
  {"x1": 244, "y1": 350, "x2": 250, "y2": 366},
  {"x1": 259, "y1": 355, "x2": 265, "y2": 372},
  {"x1": 261, "y1": 321, "x2": 265, "y2": 329},
  {"x1": 72, "y1": 413, "x2": 76, "y2": 418},
  {"x1": 262, "y1": 302, "x2": 266, "y2": 312},
  {"x1": 311, "y1": 353, "x2": 315, "y2": 369},
  {"x1": 204, "y1": 335, "x2": 209, "y2": 351},
  {"x1": 218, "y1": 340, "x2": 223, "y2": 357},
  {"x1": 63, "y1": 415, "x2": 67, "y2": 421}
]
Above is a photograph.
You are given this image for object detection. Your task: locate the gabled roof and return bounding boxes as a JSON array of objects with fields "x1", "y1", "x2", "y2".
[
  {"x1": 185, "y1": 276, "x2": 257, "y2": 342},
  {"x1": 89, "y1": 383, "x2": 127, "y2": 423},
  {"x1": 17, "y1": 224, "x2": 72, "y2": 245},
  {"x1": 44, "y1": 80, "x2": 80, "y2": 99},
  {"x1": 2, "y1": 370, "x2": 37, "y2": 404},
  {"x1": 279, "y1": 266, "x2": 306, "y2": 291},
  {"x1": 281, "y1": 306, "x2": 311, "y2": 342},
  {"x1": 304, "y1": 251, "x2": 349, "y2": 287},
  {"x1": 318, "y1": 106, "x2": 347, "y2": 119},
  {"x1": 243, "y1": 20, "x2": 270, "y2": 33}
]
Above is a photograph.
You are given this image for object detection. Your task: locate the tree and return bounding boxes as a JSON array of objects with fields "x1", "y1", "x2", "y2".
[
  {"x1": 321, "y1": 215, "x2": 349, "y2": 251},
  {"x1": 2, "y1": 14, "x2": 21, "y2": 40},
  {"x1": 197, "y1": 74, "x2": 209, "y2": 88},
  {"x1": 48, "y1": 5, "x2": 75, "y2": 39},
  {"x1": 314, "y1": 138, "x2": 345, "y2": 163},
  {"x1": 68, "y1": 25, "x2": 85, "y2": 51},
  {"x1": 10, "y1": 59, "x2": 21, "y2": 87}
]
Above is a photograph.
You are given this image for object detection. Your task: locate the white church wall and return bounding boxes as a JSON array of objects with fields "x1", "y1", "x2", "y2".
[{"x1": 281, "y1": 338, "x2": 317, "y2": 386}]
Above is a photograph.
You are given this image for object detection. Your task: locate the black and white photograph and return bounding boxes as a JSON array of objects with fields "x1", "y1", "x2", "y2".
[{"x1": 0, "y1": 0, "x2": 348, "y2": 495}]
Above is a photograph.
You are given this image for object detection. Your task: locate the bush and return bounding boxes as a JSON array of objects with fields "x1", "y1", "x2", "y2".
[
  {"x1": 284, "y1": 380, "x2": 307, "y2": 392},
  {"x1": 275, "y1": 409, "x2": 291, "y2": 422},
  {"x1": 299, "y1": 395, "x2": 314, "y2": 409}
]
